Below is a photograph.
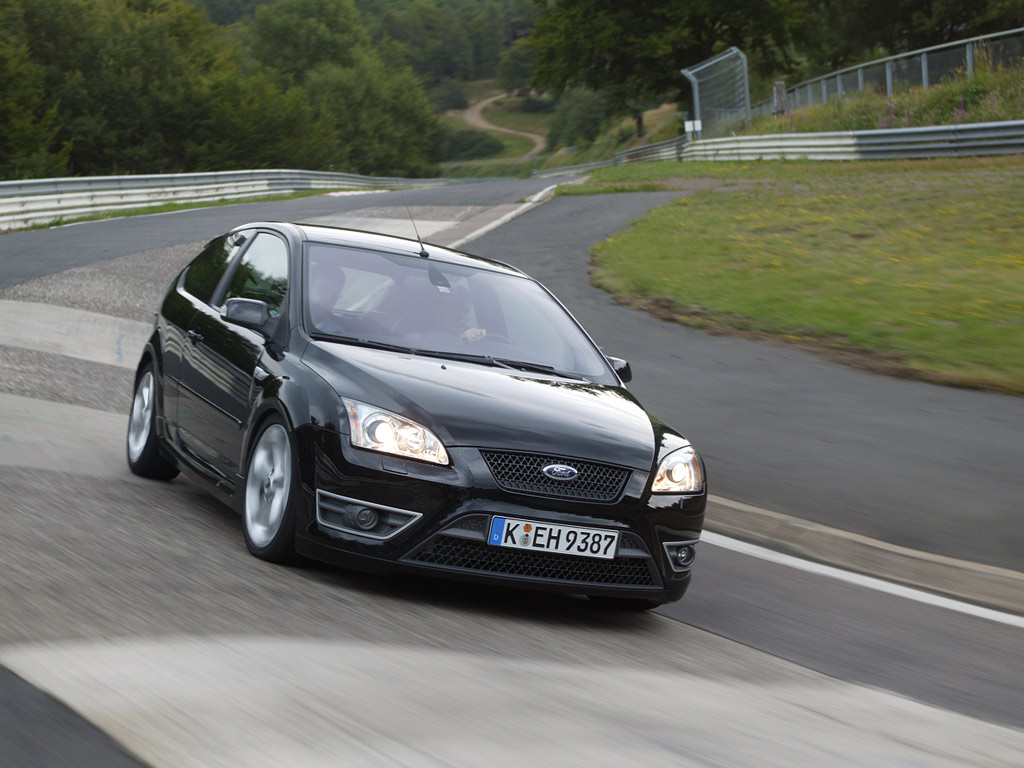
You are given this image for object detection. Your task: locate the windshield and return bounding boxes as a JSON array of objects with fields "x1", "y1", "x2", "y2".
[{"x1": 303, "y1": 243, "x2": 614, "y2": 381}]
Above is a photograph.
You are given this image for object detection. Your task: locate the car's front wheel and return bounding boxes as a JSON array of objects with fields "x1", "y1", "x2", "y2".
[
  {"x1": 243, "y1": 415, "x2": 298, "y2": 563},
  {"x1": 126, "y1": 364, "x2": 179, "y2": 480}
]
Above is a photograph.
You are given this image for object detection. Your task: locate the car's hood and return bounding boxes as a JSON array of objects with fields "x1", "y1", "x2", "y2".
[{"x1": 303, "y1": 341, "x2": 657, "y2": 470}]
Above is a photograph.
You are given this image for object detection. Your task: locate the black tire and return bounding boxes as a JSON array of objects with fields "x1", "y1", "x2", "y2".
[
  {"x1": 126, "y1": 363, "x2": 179, "y2": 480},
  {"x1": 242, "y1": 414, "x2": 298, "y2": 564},
  {"x1": 588, "y1": 595, "x2": 663, "y2": 612}
]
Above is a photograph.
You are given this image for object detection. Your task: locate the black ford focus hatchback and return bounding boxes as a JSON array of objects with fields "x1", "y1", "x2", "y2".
[{"x1": 127, "y1": 222, "x2": 706, "y2": 608}]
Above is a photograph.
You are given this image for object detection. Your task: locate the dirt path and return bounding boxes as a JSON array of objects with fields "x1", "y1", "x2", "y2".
[{"x1": 462, "y1": 93, "x2": 546, "y2": 160}]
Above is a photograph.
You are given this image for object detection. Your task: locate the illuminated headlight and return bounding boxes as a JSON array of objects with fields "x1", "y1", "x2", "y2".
[
  {"x1": 652, "y1": 445, "x2": 703, "y2": 493},
  {"x1": 343, "y1": 399, "x2": 449, "y2": 465}
]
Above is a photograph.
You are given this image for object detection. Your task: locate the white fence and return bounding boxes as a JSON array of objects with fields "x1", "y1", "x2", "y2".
[{"x1": 0, "y1": 169, "x2": 449, "y2": 231}]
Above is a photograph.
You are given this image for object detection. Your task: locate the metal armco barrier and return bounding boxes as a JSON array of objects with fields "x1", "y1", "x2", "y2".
[
  {"x1": 681, "y1": 120, "x2": 1024, "y2": 161},
  {"x1": 533, "y1": 136, "x2": 685, "y2": 178},
  {"x1": 0, "y1": 169, "x2": 449, "y2": 231},
  {"x1": 534, "y1": 119, "x2": 1024, "y2": 176}
]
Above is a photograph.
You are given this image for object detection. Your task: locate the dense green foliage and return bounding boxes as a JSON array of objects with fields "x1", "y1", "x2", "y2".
[
  {"x1": 528, "y1": 0, "x2": 1024, "y2": 139},
  {"x1": 0, "y1": 0, "x2": 442, "y2": 179},
  {"x1": 6, "y1": 0, "x2": 1024, "y2": 180}
]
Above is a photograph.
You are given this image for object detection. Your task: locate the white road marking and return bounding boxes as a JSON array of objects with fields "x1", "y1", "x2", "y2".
[
  {"x1": 5, "y1": 637, "x2": 1024, "y2": 768},
  {"x1": 0, "y1": 300, "x2": 150, "y2": 368},
  {"x1": 702, "y1": 531, "x2": 1024, "y2": 629},
  {"x1": 448, "y1": 184, "x2": 558, "y2": 249}
]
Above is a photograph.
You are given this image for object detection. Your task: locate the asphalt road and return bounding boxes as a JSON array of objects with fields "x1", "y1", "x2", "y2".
[{"x1": 1, "y1": 181, "x2": 1023, "y2": 765}]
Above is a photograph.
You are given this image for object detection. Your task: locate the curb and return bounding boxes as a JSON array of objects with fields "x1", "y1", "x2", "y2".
[{"x1": 705, "y1": 495, "x2": 1024, "y2": 616}]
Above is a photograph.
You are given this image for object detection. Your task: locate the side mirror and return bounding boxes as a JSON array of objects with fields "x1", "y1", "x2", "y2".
[
  {"x1": 606, "y1": 356, "x2": 632, "y2": 383},
  {"x1": 223, "y1": 298, "x2": 270, "y2": 332}
]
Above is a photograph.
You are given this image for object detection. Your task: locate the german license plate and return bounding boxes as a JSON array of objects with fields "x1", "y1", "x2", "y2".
[{"x1": 488, "y1": 517, "x2": 619, "y2": 559}]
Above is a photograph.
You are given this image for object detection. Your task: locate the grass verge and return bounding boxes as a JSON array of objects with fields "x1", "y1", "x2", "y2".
[{"x1": 583, "y1": 157, "x2": 1024, "y2": 393}]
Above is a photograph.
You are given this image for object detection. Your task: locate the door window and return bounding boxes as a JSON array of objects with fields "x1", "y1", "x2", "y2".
[
  {"x1": 221, "y1": 233, "x2": 289, "y2": 315},
  {"x1": 183, "y1": 235, "x2": 236, "y2": 304}
]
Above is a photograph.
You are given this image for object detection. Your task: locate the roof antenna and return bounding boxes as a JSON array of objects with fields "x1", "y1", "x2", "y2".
[{"x1": 398, "y1": 187, "x2": 429, "y2": 258}]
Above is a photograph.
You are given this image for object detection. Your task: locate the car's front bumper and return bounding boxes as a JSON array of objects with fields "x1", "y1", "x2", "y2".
[{"x1": 293, "y1": 427, "x2": 706, "y2": 604}]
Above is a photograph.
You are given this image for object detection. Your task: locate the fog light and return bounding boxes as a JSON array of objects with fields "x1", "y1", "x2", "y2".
[
  {"x1": 676, "y1": 545, "x2": 696, "y2": 568},
  {"x1": 354, "y1": 507, "x2": 379, "y2": 530}
]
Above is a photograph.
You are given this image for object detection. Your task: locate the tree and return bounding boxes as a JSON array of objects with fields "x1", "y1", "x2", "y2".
[
  {"x1": 250, "y1": 0, "x2": 370, "y2": 81},
  {"x1": 528, "y1": 0, "x2": 810, "y2": 136},
  {"x1": 497, "y1": 37, "x2": 535, "y2": 93},
  {"x1": 804, "y1": 0, "x2": 1024, "y2": 68},
  {"x1": 0, "y1": 0, "x2": 68, "y2": 178}
]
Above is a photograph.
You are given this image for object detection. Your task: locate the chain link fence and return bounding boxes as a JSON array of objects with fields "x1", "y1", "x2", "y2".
[
  {"x1": 753, "y1": 27, "x2": 1024, "y2": 117},
  {"x1": 680, "y1": 47, "x2": 751, "y2": 139}
]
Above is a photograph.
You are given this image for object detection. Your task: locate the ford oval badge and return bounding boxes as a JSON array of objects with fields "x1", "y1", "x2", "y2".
[{"x1": 542, "y1": 464, "x2": 578, "y2": 481}]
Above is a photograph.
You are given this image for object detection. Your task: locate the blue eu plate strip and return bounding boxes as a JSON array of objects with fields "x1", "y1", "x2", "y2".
[{"x1": 488, "y1": 517, "x2": 506, "y2": 546}]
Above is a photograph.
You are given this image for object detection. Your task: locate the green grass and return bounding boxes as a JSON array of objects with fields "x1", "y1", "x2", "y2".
[
  {"x1": 4, "y1": 189, "x2": 352, "y2": 233},
  {"x1": 586, "y1": 157, "x2": 1024, "y2": 393},
  {"x1": 481, "y1": 96, "x2": 553, "y2": 136},
  {"x1": 556, "y1": 182, "x2": 667, "y2": 195}
]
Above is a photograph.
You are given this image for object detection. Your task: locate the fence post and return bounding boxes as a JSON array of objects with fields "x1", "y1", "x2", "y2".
[
  {"x1": 773, "y1": 81, "x2": 788, "y2": 116},
  {"x1": 966, "y1": 41, "x2": 974, "y2": 78},
  {"x1": 680, "y1": 68, "x2": 702, "y2": 139},
  {"x1": 857, "y1": 67, "x2": 864, "y2": 91},
  {"x1": 821, "y1": 80, "x2": 827, "y2": 102},
  {"x1": 836, "y1": 74, "x2": 843, "y2": 98},
  {"x1": 885, "y1": 60, "x2": 894, "y2": 97},
  {"x1": 736, "y1": 48, "x2": 752, "y2": 120},
  {"x1": 922, "y1": 52, "x2": 929, "y2": 88}
]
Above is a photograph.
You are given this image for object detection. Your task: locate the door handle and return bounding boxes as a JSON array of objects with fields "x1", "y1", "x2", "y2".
[{"x1": 187, "y1": 329, "x2": 204, "y2": 345}]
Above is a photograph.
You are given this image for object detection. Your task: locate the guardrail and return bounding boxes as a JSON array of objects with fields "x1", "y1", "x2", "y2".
[
  {"x1": 534, "y1": 119, "x2": 1024, "y2": 175},
  {"x1": 681, "y1": 120, "x2": 1024, "y2": 161},
  {"x1": 0, "y1": 169, "x2": 450, "y2": 231},
  {"x1": 533, "y1": 136, "x2": 685, "y2": 177}
]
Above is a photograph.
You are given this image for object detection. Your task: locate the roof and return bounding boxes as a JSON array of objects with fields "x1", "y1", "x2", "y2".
[{"x1": 293, "y1": 222, "x2": 526, "y2": 278}]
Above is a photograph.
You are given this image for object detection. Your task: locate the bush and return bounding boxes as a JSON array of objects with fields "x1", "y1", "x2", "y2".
[
  {"x1": 520, "y1": 95, "x2": 555, "y2": 113},
  {"x1": 431, "y1": 78, "x2": 468, "y2": 111},
  {"x1": 441, "y1": 125, "x2": 505, "y2": 160},
  {"x1": 547, "y1": 88, "x2": 612, "y2": 148}
]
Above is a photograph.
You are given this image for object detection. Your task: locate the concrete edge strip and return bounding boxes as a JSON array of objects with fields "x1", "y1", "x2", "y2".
[
  {"x1": 702, "y1": 531, "x2": 1024, "y2": 631},
  {"x1": 705, "y1": 494, "x2": 1024, "y2": 616},
  {"x1": 448, "y1": 184, "x2": 558, "y2": 249}
]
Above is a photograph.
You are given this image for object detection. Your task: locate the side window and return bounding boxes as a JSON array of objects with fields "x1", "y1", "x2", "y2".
[
  {"x1": 221, "y1": 233, "x2": 289, "y2": 316},
  {"x1": 183, "y1": 235, "x2": 235, "y2": 304}
]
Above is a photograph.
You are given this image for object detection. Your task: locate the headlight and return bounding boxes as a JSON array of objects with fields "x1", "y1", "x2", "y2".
[
  {"x1": 342, "y1": 399, "x2": 449, "y2": 466},
  {"x1": 652, "y1": 445, "x2": 703, "y2": 493}
]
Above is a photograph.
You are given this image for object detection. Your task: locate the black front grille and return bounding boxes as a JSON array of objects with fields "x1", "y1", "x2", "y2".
[
  {"x1": 481, "y1": 450, "x2": 631, "y2": 503},
  {"x1": 408, "y1": 536, "x2": 658, "y2": 587}
]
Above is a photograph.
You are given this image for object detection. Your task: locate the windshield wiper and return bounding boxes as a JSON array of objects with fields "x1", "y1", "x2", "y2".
[
  {"x1": 412, "y1": 350, "x2": 512, "y2": 368},
  {"x1": 414, "y1": 350, "x2": 585, "y2": 380},
  {"x1": 310, "y1": 333, "x2": 419, "y2": 355},
  {"x1": 492, "y1": 357, "x2": 586, "y2": 380},
  {"x1": 311, "y1": 337, "x2": 586, "y2": 380}
]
